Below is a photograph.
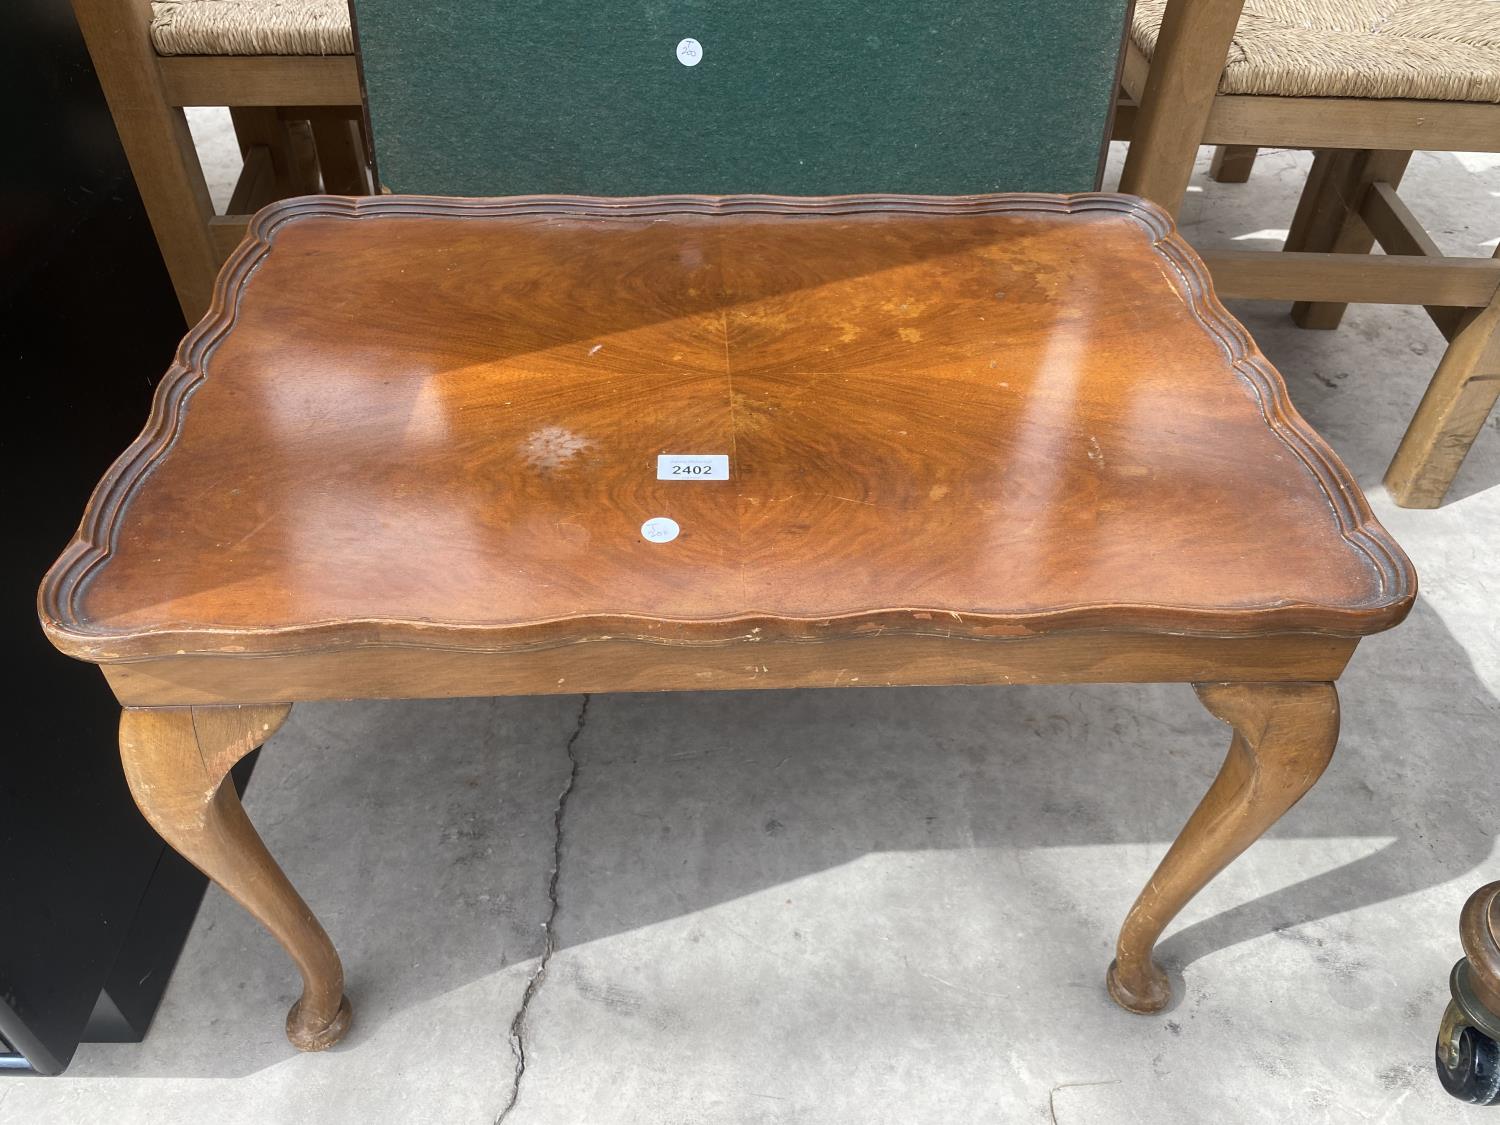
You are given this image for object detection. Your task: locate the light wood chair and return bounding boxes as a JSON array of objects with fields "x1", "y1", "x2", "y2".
[
  {"x1": 1118, "y1": 0, "x2": 1500, "y2": 507},
  {"x1": 69, "y1": 0, "x2": 368, "y2": 322}
]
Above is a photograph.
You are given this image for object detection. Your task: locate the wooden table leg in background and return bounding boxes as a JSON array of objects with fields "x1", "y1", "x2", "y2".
[
  {"x1": 1108, "y1": 681, "x2": 1340, "y2": 1013},
  {"x1": 118, "y1": 705, "x2": 352, "y2": 1051}
]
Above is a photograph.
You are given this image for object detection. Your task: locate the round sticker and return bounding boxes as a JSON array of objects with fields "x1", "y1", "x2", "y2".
[
  {"x1": 676, "y1": 38, "x2": 703, "y2": 66},
  {"x1": 641, "y1": 517, "x2": 680, "y2": 543}
]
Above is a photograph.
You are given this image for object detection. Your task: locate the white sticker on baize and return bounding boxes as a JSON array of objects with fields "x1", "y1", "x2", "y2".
[
  {"x1": 676, "y1": 38, "x2": 703, "y2": 66},
  {"x1": 641, "y1": 517, "x2": 681, "y2": 543}
]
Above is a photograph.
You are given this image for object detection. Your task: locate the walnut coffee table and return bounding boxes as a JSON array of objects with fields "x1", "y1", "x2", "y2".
[{"x1": 40, "y1": 194, "x2": 1415, "y2": 1051}]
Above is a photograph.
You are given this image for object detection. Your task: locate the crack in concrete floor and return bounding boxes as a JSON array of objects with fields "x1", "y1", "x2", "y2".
[
  {"x1": 1047, "y1": 1079, "x2": 1121, "y2": 1123},
  {"x1": 495, "y1": 695, "x2": 590, "y2": 1124}
]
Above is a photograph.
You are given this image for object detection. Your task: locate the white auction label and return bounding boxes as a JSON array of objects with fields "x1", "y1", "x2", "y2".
[
  {"x1": 641, "y1": 517, "x2": 680, "y2": 543},
  {"x1": 657, "y1": 453, "x2": 729, "y2": 480},
  {"x1": 676, "y1": 37, "x2": 703, "y2": 66}
]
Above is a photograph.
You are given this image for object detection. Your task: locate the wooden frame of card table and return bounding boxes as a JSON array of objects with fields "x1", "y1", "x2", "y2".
[{"x1": 40, "y1": 193, "x2": 1416, "y2": 1051}]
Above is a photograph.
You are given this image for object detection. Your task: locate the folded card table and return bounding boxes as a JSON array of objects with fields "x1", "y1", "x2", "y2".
[{"x1": 40, "y1": 194, "x2": 1416, "y2": 1051}]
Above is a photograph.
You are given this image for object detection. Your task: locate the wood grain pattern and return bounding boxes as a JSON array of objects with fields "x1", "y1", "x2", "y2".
[
  {"x1": 1108, "y1": 680, "x2": 1340, "y2": 1012},
  {"x1": 38, "y1": 193, "x2": 1413, "y2": 665}
]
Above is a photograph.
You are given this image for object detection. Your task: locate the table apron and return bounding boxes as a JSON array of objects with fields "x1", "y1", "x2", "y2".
[{"x1": 99, "y1": 632, "x2": 1358, "y2": 707}]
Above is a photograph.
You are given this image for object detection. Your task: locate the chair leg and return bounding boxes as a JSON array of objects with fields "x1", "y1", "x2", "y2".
[
  {"x1": 1209, "y1": 145, "x2": 1257, "y2": 183},
  {"x1": 1107, "y1": 682, "x2": 1339, "y2": 1013},
  {"x1": 308, "y1": 109, "x2": 370, "y2": 195},
  {"x1": 69, "y1": 0, "x2": 219, "y2": 322},
  {"x1": 282, "y1": 116, "x2": 324, "y2": 195},
  {"x1": 1286, "y1": 149, "x2": 1412, "y2": 330},
  {"x1": 1118, "y1": 0, "x2": 1247, "y2": 217},
  {"x1": 119, "y1": 705, "x2": 353, "y2": 1051},
  {"x1": 1385, "y1": 299, "x2": 1500, "y2": 508},
  {"x1": 230, "y1": 108, "x2": 319, "y2": 197},
  {"x1": 1283, "y1": 149, "x2": 1353, "y2": 260}
]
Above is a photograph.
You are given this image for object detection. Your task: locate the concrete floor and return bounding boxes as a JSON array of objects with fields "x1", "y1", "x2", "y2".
[{"x1": 3, "y1": 136, "x2": 1497, "y2": 1124}]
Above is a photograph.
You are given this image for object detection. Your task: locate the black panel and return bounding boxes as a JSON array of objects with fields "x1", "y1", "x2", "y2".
[{"x1": 0, "y1": 0, "x2": 235, "y2": 1077}]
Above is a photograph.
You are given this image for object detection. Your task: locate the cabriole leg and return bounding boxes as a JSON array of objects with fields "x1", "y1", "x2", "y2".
[
  {"x1": 1107, "y1": 681, "x2": 1339, "y2": 1013},
  {"x1": 118, "y1": 704, "x2": 352, "y2": 1050}
]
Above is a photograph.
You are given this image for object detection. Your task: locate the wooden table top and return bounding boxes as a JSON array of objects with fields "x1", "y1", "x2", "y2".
[{"x1": 41, "y1": 194, "x2": 1414, "y2": 662}]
